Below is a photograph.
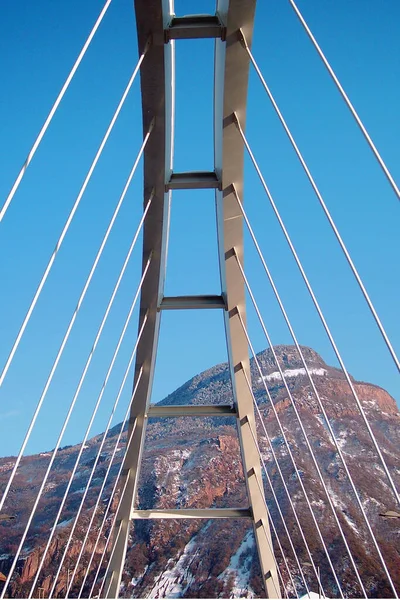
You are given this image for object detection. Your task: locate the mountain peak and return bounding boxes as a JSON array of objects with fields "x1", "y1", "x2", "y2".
[{"x1": 256, "y1": 345, "x2": 327, "y2": 372}]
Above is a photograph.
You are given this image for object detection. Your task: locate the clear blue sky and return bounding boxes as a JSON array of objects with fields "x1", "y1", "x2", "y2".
[{"x1": 0, "y1": 0, "x2": 399, "y2": 456}]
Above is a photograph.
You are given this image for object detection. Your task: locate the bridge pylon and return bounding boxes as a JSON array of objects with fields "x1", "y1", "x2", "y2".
[{"x1": 105, "y1": 1, "x2": 281, "y2": 597}]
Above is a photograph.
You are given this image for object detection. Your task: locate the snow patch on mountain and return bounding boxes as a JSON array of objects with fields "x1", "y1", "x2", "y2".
[
  {"x1": 218, "y1": 530, "x2": 256, "y2": 598},
  {"x1": 0, "y1": 553, "x2": 11, "y2": 561},
  {"x1": 329, "y1": 488, "x2": 359, "y2": 535},
  {"x1": 43, "y1": 482, "x2": 57, "y2": 494},
  {"x1": 259, "y1": 368, "x2": 327, "y2": 383},
  {"x1": 145, "y1": 531, "x2": 200, "y2": 598},
  {"x1": 131, "y1": 566, "x2": 148, "y2": 588},
  {"x1": 0, "y1": 461, "x2": 15, "y2": 473},
  {"x1": 56, "y1": 517, "x2": 74, "y2": 529}
]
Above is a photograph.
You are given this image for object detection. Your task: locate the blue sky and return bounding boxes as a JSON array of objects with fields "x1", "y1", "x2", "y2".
[{"x1": 0, "y1": 0, "x2": 399, "y2": 456}]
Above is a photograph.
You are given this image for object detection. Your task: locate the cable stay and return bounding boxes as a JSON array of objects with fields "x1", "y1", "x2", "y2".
[
  {"x1": 0, "y1": 0, "x2": 115, "y2": 224},
  {"x1": 28, "y1": 373, "x2": 143, "y2": 599},
  {"x1": 235, "y1": 248, "x2": 398, "y2": 597},
  {"x1": 287, "y1": 0, "x2": 400, "y2": 203},
  {"x1": 233, "y1": 117, "x2": 400, "y2": 509},
  {"x1": 235, "y1": 309, "x2": 349, "y2": 598},
  {"x1": 0, "y1": 136, "x2": 153, "y2": 517},
  {"x1": 241, "y1": 366, "x2": 321, "y2": 598},
  {"x1": 0, "y1": 1, "x2": 398, "y2": 598},
  {"x1": 247, "y1": 420, "x2": 310, "y2": 599},
  {"x1": 51, "y1": 314, "x2": 148, "y2": 598},
  {"x1": 0, "y1": 185, "x2": 153, "y2": 515},
  {"x1": 0, "y1": 255, "x2": 151, "y2": 599},
  {"x1": 63, "y1": 370, "x2": 143, "y2": 599},
  {"x1": 0, "y1": 43, "x2": 151, "y2": 393},
  {"x1": 234, "y1": 181, "x2": 398, "y2": 594},
  {"x1": 237, "y1": 33, "x2": 400, "y2": 375},
  {"x1": 80, "y1": 416, "x2": 140, "y2": 599},
  {"x1": 27, "y1": 284, "x2": 149, "y2": 596}
]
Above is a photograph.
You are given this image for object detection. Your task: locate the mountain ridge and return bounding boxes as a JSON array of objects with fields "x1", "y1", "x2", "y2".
[{"x1": 0, "y1": 345, "x2": 399, "y2": 599}]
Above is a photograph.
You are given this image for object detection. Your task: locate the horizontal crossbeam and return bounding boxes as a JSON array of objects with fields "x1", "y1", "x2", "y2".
[
  {"x1": 166, "y1": 171, "x2": 221, "y2": 190},
  {"x1": 158, "y1": 295, "x2": 226, "y2": 310},
  {"x1": 147, "y1": 404, "x2": 237, "y2": 417},
  {"x1": 131, "y1": 508, "x2": 252, "y2": 519},
  {"x1": 165, "y1": 15, "x2": 226, "y2": 42}
]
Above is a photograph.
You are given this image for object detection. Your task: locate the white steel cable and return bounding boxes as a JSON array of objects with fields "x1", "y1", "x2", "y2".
[
  {"x1": 275, "y1": 562, "x2": 290, "y2": 600},
  {"x1": 63, "y1": 328, "x2": 147, "y2": 598},
  {"x1": 48, "y1": 312, "x2": 150, "y2": 599},
  {"x1": 103, "y1": 545, "x2": 121, "y2": 600},
  {"x1": 243, "y1": 365, "x2": 324, "y2": 599},
  {"x1": 227, "y1": 416, "x2": 294, "y2": 597},
  {"x1": 86, "y1": 445, "x2": 290, "y2": 599},
  {"x1": 286, "y1": 1, "x2": 400, "y2": 203},
  {"x1": 235, "y1": 248, "x2": 399, "y2": 597},
  {"x1": 246, "y1": 423, "x2": 302, "y2": 598},
  {"x1": 0, "y1": 259, "x2": 151, "y2": 599},
  {"x1": 0, "y1": 0, "x2": 114, "y2": 223},
  {"x1": 238, "y1": 34, "x2": 400, "y2": 374},
  {"x1": 237, "y1": 308, "x2": 368, "y2": 597},
  {"x1": 88, "y1": 465, "x2": 132, "y2": 599},
  {"x1": 96, "y1": 513, "x2": 126, "y2": 598},
  {"x1": 241, "y1": 367, "x2": 317, "y2": 598},
  {"x1": 255, "y1": 514, "x2": 287, "y2": 600},
  {"x1": 27, "y1": 355, "x2": 144, "y2": 599},
  {"x1": 28, "y1": 395, "x2": 138, "y2": 600},
  {"x1": 249, "y1": 436, "x2": 308, "y2": 600},
  {"x1": 237, "y1": 308, "x2": 357, "y2": 598},
  {"x1": 104, "y1": 569, "x2": 116, "y2": 600},
  {"x1": 0, "y1": 41, "x2": 150, "y2": 391},
  {"x1": 234, "y1": 119, "x2": 400, "y2": 509},
  {"x1": 0, "y1": 134, "x2": 153, "y2": 515},
  {"x1": 74, "y1": 409, "x2": 140, "y2": 598},
  {"x1": 229, "y1": 484, "x2": 287, "y2": 600},
  {"x1": 246, "y1": 427, "x2": 304, "y2": 599},
  {"x1": 80, "y1": 418, "x2": 139, "y2": 599},
  {"x1": 239, "y1": 322, "x2": 344, "y2": 598},
  {"x1": 93, "y1": 489, "x2": 288, "y2": 600}
]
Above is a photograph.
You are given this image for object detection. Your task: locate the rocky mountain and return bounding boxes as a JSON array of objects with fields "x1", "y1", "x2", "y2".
[{"x1": 0, "y1": 346, "x2": 399, "y2": 599}]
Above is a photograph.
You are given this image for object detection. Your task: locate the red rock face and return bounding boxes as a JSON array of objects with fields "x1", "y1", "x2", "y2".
[{"x1": 0, "y1": 346, "x2": 399, "y2": 599}]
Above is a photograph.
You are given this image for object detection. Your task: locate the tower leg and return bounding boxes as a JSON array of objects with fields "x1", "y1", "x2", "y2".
[
  {"x1": 104, "y1": 0, "x2": 173, "y2": 595},
  {"x1": 215, "y1": 1, "x2": 281, "y2": 596}
]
